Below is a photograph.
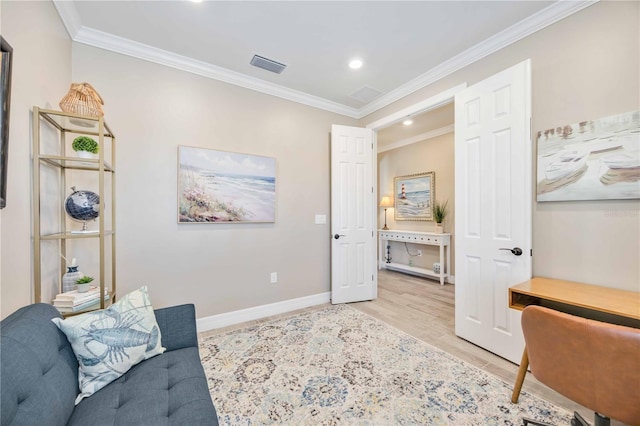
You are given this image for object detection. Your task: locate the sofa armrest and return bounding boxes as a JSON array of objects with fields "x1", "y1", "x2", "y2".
[{"x1": 154, "y1": 304, "x2": 199, "y2": 351}]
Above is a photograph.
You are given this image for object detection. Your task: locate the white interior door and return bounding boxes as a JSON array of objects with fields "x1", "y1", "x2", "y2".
[
  {"x1": 454, "y1": 60, "x2": 532, "y2": 364},
  {"x1": 330, "y1": 125, "x2": 376, "y2": 304}
]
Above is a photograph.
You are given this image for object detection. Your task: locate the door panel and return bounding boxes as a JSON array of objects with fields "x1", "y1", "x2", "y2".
[
  {"x1": 331, "y1": 125, "x2": 375, "y2": 304},
  {"x1": 455, "y1": 60, "x2": 532, "y2": 364}
]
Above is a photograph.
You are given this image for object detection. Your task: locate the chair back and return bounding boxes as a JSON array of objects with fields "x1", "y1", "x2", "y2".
[{"x1": 521, "y1": 305, "x2": 640, "y2": 426}]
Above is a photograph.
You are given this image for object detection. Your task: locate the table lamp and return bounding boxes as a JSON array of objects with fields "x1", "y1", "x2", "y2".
[{"x1": 379, "y1": 195, "x2": 394, "y2": 230}]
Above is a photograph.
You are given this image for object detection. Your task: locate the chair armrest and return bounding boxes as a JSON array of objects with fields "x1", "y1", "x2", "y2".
[{"x1": 154, "y1": 304, "x2": 199, "y2": 351}]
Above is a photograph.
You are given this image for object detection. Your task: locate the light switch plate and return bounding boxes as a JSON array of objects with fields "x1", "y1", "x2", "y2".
[{"x1": 315, "y1": 214, "x2": 327, "y2": 224}]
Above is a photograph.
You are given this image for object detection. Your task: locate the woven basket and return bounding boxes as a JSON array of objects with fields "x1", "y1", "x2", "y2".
[{"x1": 59, "y1": 82, "x2": 104, "y2": 117}]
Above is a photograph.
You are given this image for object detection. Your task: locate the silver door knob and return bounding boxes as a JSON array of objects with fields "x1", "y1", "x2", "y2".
[{"x1": 499, "y1": 247, "x2": 523, "y2": 256}]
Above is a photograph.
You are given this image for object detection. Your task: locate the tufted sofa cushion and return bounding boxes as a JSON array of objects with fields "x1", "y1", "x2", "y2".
[
  {"x1": 1, "y1": 304, "x2": 79, "y2": 426},
  {"x1": 68, "y1": 347, "x2": 217, "y2": 425}
]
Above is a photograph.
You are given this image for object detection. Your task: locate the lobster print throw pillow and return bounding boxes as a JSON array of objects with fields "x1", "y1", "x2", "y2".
[{"x1": 52, "y1": 286, "x2": 166, "y2": 404}]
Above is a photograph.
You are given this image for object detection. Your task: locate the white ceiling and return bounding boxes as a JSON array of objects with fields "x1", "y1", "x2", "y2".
[
  {"x1": 53, "y1": 1, "x2": 594, "y2": 118},
  {"x1": 377, "y1": 103, "x2": 454, "y2": 148}
]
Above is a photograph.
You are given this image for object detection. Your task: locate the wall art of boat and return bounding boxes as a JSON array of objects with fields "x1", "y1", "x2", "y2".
[
  {"x1": 544, "y1": 150, "x2": 588, "y2": 181},
  {"x1": 601, "y1": 151, "x2": 640, "y2": 169}
]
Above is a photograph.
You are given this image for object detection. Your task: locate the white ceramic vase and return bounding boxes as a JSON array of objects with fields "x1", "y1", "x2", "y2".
[{"x1": 62, "y1": 266, "x2": 83, "y2": 293}]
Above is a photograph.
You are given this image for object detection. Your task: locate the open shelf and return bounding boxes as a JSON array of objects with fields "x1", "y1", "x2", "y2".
[
  {"x1": 39, "y1": 155, "x2": 114, "y2": 172},
  {"x1": 41, "y1": 230, "x2": 115, "y2": 240},
  {"x1": 33, "y1": 107, "x2": 117, "y2": 311},
  {"x1": 381, "y1": 261, "x2": 448, "y2": 281}
]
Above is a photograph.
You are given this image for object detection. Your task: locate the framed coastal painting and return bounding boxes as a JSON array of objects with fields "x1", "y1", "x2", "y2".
[
  {"x1": 394, "y1": 171, "x2": 435, "y2": 221},
  {"x1": 178, "y1": 146, "x2": 276, "y2": 223},
  {"x1": 0, "y1": 36, "x2": 13, "y2": 209},
  {"x1": 537, "y1": 110, "x2": 640, "y2": 202}
]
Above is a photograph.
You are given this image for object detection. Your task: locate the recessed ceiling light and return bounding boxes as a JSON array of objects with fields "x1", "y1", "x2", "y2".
[
  {"x1": 349, "y1": 59, "x2": 363, "y2": 70},
  {"x1": 403, "y1": 119, "x2": 413, "y2": 126},
  {"x1": 191, "y1": 0, "x2": 203, "y2": 3}
]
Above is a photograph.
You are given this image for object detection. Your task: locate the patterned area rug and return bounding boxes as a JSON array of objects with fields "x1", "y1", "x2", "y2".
[{"x1": 199, "y1": 305, "x2": 571, "y2": 425}]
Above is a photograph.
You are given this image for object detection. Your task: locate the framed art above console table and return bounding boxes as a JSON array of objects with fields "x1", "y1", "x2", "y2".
[{"x1": 378, "y1": 230, "x2": 451, "y2": 285}]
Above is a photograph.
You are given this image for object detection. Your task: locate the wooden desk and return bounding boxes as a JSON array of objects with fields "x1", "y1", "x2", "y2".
[
  {"x1": 509, "y1": 277, "x2": 640, "y2": 403},
  {"x1": 509, "y1": 277, "x2": 640, "y2": 321}
]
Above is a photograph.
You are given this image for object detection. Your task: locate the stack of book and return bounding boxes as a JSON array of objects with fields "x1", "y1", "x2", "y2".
[{"x1": 52, "y1": 286, "x2": 109, "y2": 313}]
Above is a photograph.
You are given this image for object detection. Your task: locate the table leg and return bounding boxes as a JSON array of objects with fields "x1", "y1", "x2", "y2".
[
  {"x1": 439, "y1": 244, "x2": 444, "y2": 285},
  {"x1": 511, "y1": 347, "x2": 529, "y2": 403}
]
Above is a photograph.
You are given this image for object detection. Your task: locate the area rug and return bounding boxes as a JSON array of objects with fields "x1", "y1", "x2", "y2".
[{"x1": 199, "y1": 305, "x2": 571, "y2": 425}]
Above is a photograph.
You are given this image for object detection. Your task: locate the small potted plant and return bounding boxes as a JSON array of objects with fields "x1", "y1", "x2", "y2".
[
  {"x1": 72, "y1": 136, "x2": 99, "y2": 159},
  {"x1": 75, "y1": 276, "x2": 94, "y2": 293},
  {"x1": 432, "y1": 200, "x2": 448, "y2": 234}
]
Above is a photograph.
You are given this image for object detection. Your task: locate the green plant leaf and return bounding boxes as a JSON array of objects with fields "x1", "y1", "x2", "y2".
[{"x1": 72, "y1": 136, "x2": 99, "y2": 154}]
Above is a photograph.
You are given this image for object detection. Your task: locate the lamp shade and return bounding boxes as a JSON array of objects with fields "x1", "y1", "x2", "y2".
[{"x1": 379, "y1": 195, "x2": 394, "y2": 208}]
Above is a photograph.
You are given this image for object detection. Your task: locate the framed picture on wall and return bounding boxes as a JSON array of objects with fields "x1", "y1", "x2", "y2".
[
  {"x1": 0, "y1": 36, "x2": 13, "y2": 209},
  {"x1": 178, "y1": 146, "x2": 276, "y2": 223},
  {"x1": 537, "y1": 110, "x2": 640, "y2": 201},
  {"x1": 394, "y1": 171, "x2": 435, "y2": 221}
]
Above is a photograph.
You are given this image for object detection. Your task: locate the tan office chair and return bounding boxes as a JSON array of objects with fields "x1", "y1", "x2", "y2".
[{"x1": 518, "y1": 305, "x2": 640, "y2": 426}]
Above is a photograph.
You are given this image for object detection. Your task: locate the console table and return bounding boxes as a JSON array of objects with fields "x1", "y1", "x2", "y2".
[
  {"x1": 378, "y1": 230, "x2": 451, "y2": 285},
  {"x1": 509, "y1": 277, "x2": 640, "y2": 403}
]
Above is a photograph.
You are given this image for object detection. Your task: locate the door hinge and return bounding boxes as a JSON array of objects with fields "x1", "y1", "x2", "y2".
[
  {"x1": 372, "y1": 274, "x2": 374, "y2": 281},
  {"x1": 530, "y1": 249, "x2": 533, "y2": 256},
  {"x1": 371, "y1": 143, "x2": 373, "y2": 149}
]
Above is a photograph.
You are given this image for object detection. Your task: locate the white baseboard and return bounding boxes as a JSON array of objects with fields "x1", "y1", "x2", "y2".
[
  {"x1": 448, "y1": 275, "x2": 455, "y2": 284},
  {"x1": 196, "y1": 292, "x2": 331, "y2": 333}
]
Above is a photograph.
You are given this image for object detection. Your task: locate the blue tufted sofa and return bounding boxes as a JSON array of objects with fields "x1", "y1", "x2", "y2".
[{"x1": 1, "y1": 303, "x2": 219, "y2": 426}]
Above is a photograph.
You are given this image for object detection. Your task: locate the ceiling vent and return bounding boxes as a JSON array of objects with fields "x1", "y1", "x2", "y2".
[
  {"x1": 250, "y1": 55, "x2": 287, "y2": 74},
  {"x1": 349, "y1": 85, "x2": 384, "y2": 103}
]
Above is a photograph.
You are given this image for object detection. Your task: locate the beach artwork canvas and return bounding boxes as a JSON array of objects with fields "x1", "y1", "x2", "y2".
[
  {"x1": 394, "y1": 172, "x2": 435, "y2": 221},
  {"x1": 537, "y1": 110, "x2": 640, "y2": 201},
  {"x1": 178, "y1": 146, "x2": 276, "y2": 223}
]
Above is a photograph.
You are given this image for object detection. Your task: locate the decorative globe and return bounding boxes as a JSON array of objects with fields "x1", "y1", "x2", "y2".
[{"x1": 65, "y1": 187, "x2": 100, "y2": 223}]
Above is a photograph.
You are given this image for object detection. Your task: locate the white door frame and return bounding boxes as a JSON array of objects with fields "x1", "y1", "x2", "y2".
[
  {"x1": 364, "y1": 83, "x2": 468, "y2": 290},
  {"x1": 365, "y1": 84, "x2": 467, "y2": 132}
]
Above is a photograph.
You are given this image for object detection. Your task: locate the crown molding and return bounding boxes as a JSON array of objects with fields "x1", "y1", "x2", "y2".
[
  {"x1": 53, "y1": 0, "x2": 82, "y2": 39},
  {"x1": 72, "y1": 26, "x2": 360, "y2": 118},
  {"x1": 377, "y1": 124, "x2": 455, "y2": 154},
  {"x1": 365, "y1": 83, "x2": 465, "y2": 130},
  {"x1": 54, "y1": 0, "x2": 597, "y2": 120},
  {"x1": 357, "y1": 0, "x2": 598, "y2": 118}
]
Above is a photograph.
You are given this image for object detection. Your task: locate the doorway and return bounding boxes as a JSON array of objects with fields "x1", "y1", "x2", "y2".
[
  {"x1": 366, "y1": 84, "x2": 465, "y2": 286},
  {"x1": 359, "y1": 59, "x2": 532, "y2": 364}
]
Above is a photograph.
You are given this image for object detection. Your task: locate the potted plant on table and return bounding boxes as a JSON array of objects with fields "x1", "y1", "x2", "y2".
[
  {"x1": 432, "y1": 200, "x2": 448, "y2": 234},
  {"x1": 72, "y1": 136, "x2": 99, "y2": 159},
  {"x1": 75, "y1": 276, "x2": 94, "y2": 293}
]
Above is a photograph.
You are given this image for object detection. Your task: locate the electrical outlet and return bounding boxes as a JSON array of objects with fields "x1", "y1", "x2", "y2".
[
  {"x1": 417, "y1": 250, "x2": 422, "y2": 257},
  {"x1": 270, "y1": 272, "x2": 277, "y2": 283}
]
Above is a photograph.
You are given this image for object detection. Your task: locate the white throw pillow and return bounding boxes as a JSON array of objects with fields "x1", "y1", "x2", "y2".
[{"x1": 52, "y1": 286, "x2": 166, "y2": 404}]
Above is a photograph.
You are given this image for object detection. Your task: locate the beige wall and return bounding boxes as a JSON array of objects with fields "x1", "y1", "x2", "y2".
[
  {"x1": 378, "y1": 132, "x2": 455, "y2": 274},
  {"x1": 1, "y1": 1, "x2": 638, "y2": 320},
  {"x1": 0, "y1": 1, "x2": 71, "y2": 318},
  {"x1": 364, "y1": 1, "x2": 640, "y2": 291},
  {"x1": 70, "y1": 44, "x2": 357, "y2": 317}
]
